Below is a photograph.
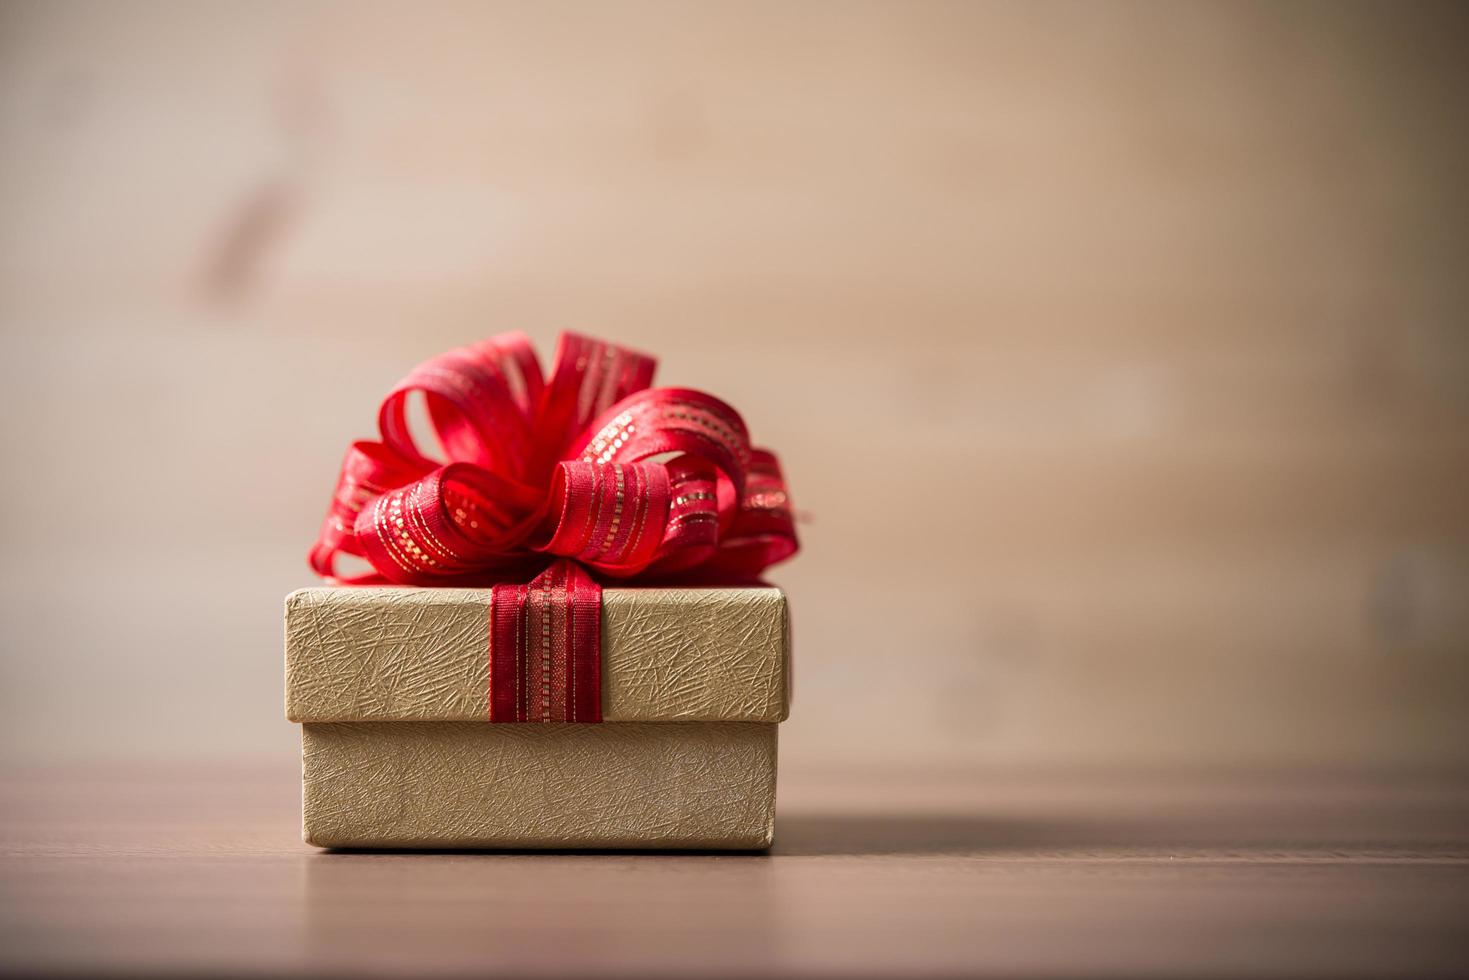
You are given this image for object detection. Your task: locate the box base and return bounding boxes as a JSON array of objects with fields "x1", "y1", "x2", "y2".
[{"x1": 302, "y1": 721, "x2": 777, "y2": 850}]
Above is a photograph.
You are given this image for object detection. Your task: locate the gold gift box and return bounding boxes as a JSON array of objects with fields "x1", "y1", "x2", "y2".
[{"x1": 285, "y1": 587, "x2": 790, "y2": 849}]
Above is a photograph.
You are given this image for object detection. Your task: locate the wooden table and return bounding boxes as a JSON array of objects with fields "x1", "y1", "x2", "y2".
[{"x1": 2, "y1": 763, "x2": 1466, "y2": 977}]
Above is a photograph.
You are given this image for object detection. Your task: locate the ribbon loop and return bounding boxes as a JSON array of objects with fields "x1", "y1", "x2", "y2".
[{"x1": 542, "y1": 461, "x2": 671, "y2": 576}]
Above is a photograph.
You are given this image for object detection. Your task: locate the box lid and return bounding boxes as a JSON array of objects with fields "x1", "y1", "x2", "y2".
[{"x1": 285, "y1": 586, "x2": 789, "y2": 724}]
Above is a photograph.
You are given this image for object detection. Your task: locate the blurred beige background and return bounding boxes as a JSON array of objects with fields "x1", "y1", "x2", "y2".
[{"x1": 1, "y1": 0, "x2": 1466, "y2": 773}]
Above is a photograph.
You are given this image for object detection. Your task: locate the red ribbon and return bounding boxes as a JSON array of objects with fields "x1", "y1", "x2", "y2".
[{"x1": 310, "y1": 332, "x2": 798, "y2": 722}]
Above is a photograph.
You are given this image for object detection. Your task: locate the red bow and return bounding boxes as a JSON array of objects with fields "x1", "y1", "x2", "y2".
[
  {"x1": 309, "y1": 332, "x2": 797, "y2": 722},
  {"x1": 310, "y1": 331, "x2": 796, "y2": 587}
]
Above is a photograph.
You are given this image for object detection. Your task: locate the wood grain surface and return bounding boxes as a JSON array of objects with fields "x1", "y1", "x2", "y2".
[{"x1": 2, "y1": 762, "x2": 1466, "y2": 978}]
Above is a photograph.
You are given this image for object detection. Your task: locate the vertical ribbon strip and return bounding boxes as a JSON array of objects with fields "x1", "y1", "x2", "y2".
[{"x1": 489, "y1": 559, "x2": 601, "y2": 723}]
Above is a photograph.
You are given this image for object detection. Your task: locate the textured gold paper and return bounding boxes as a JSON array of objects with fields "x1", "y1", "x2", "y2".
[
  {"x1": 285, "y1": 587, "x2": 788, "y2": 724},
  {"x1": 302, "y1": 721, "x2": 777, "y2": 849}
]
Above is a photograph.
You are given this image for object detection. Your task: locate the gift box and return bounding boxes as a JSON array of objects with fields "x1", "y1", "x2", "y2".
[
  {"x1": 285, "y1": 585, "x2": 789, "y2": 849},
  {"x1": 288, "y1": 332, "x2": 798, "y2": 850}
]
